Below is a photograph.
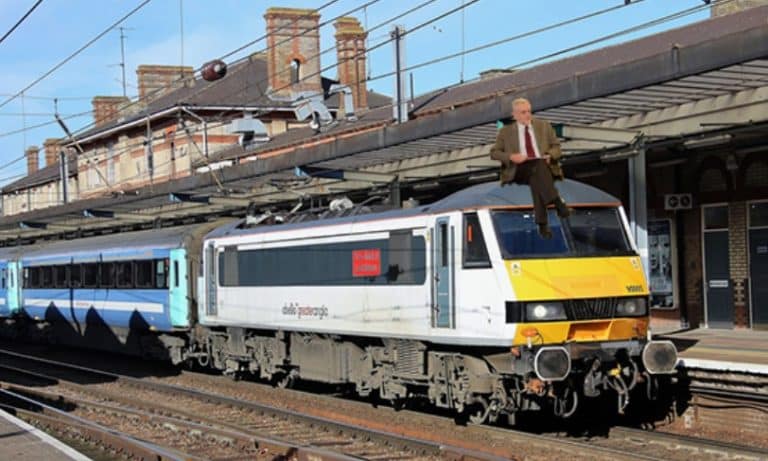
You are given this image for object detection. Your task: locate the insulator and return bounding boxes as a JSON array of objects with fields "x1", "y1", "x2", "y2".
[{"x1": 201, "y1": 59, "x2": 227, "y2": 81}]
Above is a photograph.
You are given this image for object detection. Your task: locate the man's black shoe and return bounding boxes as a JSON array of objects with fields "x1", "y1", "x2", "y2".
[
  {"x1": 554, "y1": 197, "x2": 571, "y2": 219},
  {"x1": 538, "y1": 224, "x2": 553, "y2": 239}
]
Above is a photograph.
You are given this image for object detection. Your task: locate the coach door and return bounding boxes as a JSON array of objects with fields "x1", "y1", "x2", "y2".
[
  {"x1": 0, "y1": 263, "x2": 7, "y2": 317},
  {"x1": 169, "y1": 249, "x2": 189, "y2": 327},
  {"x1": 205, "y1": 244, "x2": 217, "y2": 316},
  {"x1": 702, "y1": 205, "x2": 732, "y2": 328},
  {"x1": 6, "y1": 261, "x2": 20, "y2": 315},
  {"x1": 433, "y1": 217, "x2": 455, "y2": 328},
  {"x1": 748, "y1": 202, "x2": 768, "y2": 330}
]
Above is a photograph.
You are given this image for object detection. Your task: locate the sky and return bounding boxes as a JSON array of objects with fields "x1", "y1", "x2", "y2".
[{"x1": 0, "y1": 0, "x2": 713, "y2": 187}]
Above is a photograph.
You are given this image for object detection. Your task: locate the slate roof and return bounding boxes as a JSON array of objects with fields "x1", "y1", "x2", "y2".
[{"x1": 2, "y1": 154, "x2": 78, "y2": 194}]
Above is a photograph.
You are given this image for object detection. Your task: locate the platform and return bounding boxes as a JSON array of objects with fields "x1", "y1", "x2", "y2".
[
  {"x1": 658, "y1": 328, "x2": 768, "y2": 375},
  {"x1": 0, "y1": 409, "x2": 91, "y2": 461}
]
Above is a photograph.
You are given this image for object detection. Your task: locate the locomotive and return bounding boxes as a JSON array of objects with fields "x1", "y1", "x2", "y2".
[{"x1": 0, "y1": 180, "x2": 677, "y2": 424}]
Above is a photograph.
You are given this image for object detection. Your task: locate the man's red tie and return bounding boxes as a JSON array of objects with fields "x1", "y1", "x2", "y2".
[{"x1": 524, "y1": 125, "x2": 536, "y2": 159}]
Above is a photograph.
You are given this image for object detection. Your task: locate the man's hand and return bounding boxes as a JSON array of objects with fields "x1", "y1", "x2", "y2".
[{"x1": 510, "y1": 152, "x2": 527, "y2": 164}]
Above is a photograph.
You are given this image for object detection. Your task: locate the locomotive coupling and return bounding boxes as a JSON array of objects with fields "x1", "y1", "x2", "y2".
[{"x1": 641, "y1": 340, "x2": 678, "y2": 374}]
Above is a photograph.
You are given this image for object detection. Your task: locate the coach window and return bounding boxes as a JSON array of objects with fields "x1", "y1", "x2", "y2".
[
  {"x1": 82, "y1": 263, "x2": 99, "y2": 288},
  {"x1": 101, "y1": 262, "x2": 115, "y2": 288},
  {"x1": 463, "y1": 213, "x2": 491, "y2": 268},
  {"x1": 41, "y1": 266, "x2": 53, "y2": 288},
  {"x1": 70, "y1": 264, "x2": 82, "y2": 288},
  {"x1": 27, "y1": 267, "x2": 38, "y2": 288},
  {"x1": 173, "y1": 260, "x2": 179, "y2": 288},
  {"x1": 135, "y1": 260, "x2": 154, "y2": 288},
  {"x1": 1, "y1": 268, "x2": 5, "y2": 289},
  {"x1": 155, "y1": 259, "x2": 168, "y2": 289},
  {"x1": 116, "y1": 261, "x2": 133, "y2": 288},
  {"x1": 53, "y1": 265, "x2": 68, "y2": 288}
]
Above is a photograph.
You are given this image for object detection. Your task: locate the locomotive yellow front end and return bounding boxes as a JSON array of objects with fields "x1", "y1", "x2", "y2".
[{"x1": 488, "y1": 205, "x2": 677, "y2": 417}]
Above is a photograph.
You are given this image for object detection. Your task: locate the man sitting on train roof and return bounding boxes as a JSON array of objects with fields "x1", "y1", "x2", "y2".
[{"x1": 490, "y1": 97, "x2": 569, "y2": 239}]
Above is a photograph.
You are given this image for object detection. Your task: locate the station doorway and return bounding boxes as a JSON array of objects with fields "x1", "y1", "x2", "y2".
[
  {"x1": 702, "y1": 204, "x2": 733, "y2": 328},
  {"x1": 749, "y1": 201, "x2": 768, "y2": 330}
]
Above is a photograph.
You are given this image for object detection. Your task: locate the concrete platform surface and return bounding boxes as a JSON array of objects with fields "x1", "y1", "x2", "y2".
[
  {"x1": 659, "y1": 328, "x2": 768, "y2": 374},
  {"x1": 0, "y1": 409, "x2": 91, "y2": 461}
]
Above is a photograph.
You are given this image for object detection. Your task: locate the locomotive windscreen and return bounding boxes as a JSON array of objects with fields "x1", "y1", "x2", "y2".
[{"x1": 492, "y1": 208, "x2": 633, "y2": 258}]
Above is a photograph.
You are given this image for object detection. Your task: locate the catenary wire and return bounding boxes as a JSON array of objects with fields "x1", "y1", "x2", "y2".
[
  {"x1": 65, "y1": 0, "x2": 357, "y2": 140},
  {"x1": 0, "y1": 0, "x2": 155, "y2": 111},
  {"x1": 0, "y1": 0, "x2": 45, "y2": 46}
]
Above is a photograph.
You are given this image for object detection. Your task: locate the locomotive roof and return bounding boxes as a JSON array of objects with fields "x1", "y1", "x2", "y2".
[
  {"x1": 17, "y1": 224, "x2": 203, "y2": 262},
  {"x1": 432, "y1": 179, "x2": 619, "y2": 211},
  {"x1": 207, "y1": 179, "x2": 621, "y2": 239}
]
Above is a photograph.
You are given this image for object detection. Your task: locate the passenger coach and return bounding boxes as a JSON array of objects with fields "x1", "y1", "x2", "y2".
[{"x1": 0, "y1": 224, "x2": 217, "y2": 361}]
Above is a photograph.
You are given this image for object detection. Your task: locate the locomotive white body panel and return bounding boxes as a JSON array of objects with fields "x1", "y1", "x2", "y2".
[{"x1": 200, "y1": 211, "x2": 516, "y2": 346}]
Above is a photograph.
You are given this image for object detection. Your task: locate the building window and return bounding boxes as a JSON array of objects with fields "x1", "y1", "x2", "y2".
[
  {"x1": 107, "y1": 142, "x2": 115, "y2": 185},
  {"x1": 290, "y1": 59, "x2": 301, "y2": 84},
  {"x1": 749, "y1": 202, "x2": 768, "y2": 228},
  {"x1": 699, "y1": 168, "x2": 728, "y2": 193},
  {"x1": 703, "y1": 205, "x2": 729, "y2": 230}
]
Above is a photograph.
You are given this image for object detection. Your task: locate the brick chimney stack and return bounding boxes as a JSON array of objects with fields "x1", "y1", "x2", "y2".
[
  {"x1": 136, "y1": 65, "x2": 194, "y2": 104},
  {"x1": 264, "y1": 8, "x2": 322, "y2": 99},
  {"x1": 334, "y1": 17, "x2": 368, "y2": 112},
  {"x1": 43, "y1": 138, "x2": 61, "y2": 167},
  {"x1": 25, "y1": 145, "x2": 40, "y2": 175},
  {"x1": 92, "y1": 96, "x2": 130, "y2": 127}
]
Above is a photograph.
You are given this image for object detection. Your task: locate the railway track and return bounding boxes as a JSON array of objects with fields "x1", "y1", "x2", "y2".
[
  {"x1": 1, "y1": 347, "x2": 767, "y2": 460},
  {"x1": 684, "y1": 367, "x2": 768, "y2": 400},
  {"x1": 0, "y1": 349, "x2": 504, "y2": 461}
]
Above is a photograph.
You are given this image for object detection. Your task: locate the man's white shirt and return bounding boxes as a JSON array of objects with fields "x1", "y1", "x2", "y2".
[{"x1": 516, "y1": 122, "x2": 541, "y2": 158}]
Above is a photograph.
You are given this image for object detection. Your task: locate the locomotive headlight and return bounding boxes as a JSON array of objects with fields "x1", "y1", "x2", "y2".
[
  {"x1": 526, "y1": 302, "x2": 566, "y2": 321},
  {"x1": 616, "y1": 297, "x2": 647, "y2": 316}
]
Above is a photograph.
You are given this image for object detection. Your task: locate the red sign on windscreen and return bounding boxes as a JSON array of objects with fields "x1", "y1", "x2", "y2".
[{"x1": 352, "y1": 249, "x2": 381, "y2": 277}]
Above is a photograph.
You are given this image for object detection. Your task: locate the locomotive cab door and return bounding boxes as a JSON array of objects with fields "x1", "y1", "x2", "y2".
[{"x1": 433, "y1": 217, "x2": 455, "y2": 328}]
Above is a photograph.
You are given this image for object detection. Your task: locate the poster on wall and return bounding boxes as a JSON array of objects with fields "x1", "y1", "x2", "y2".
[{"x1": 648, "y1": 220, "x2": 675, "y2": 308}]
